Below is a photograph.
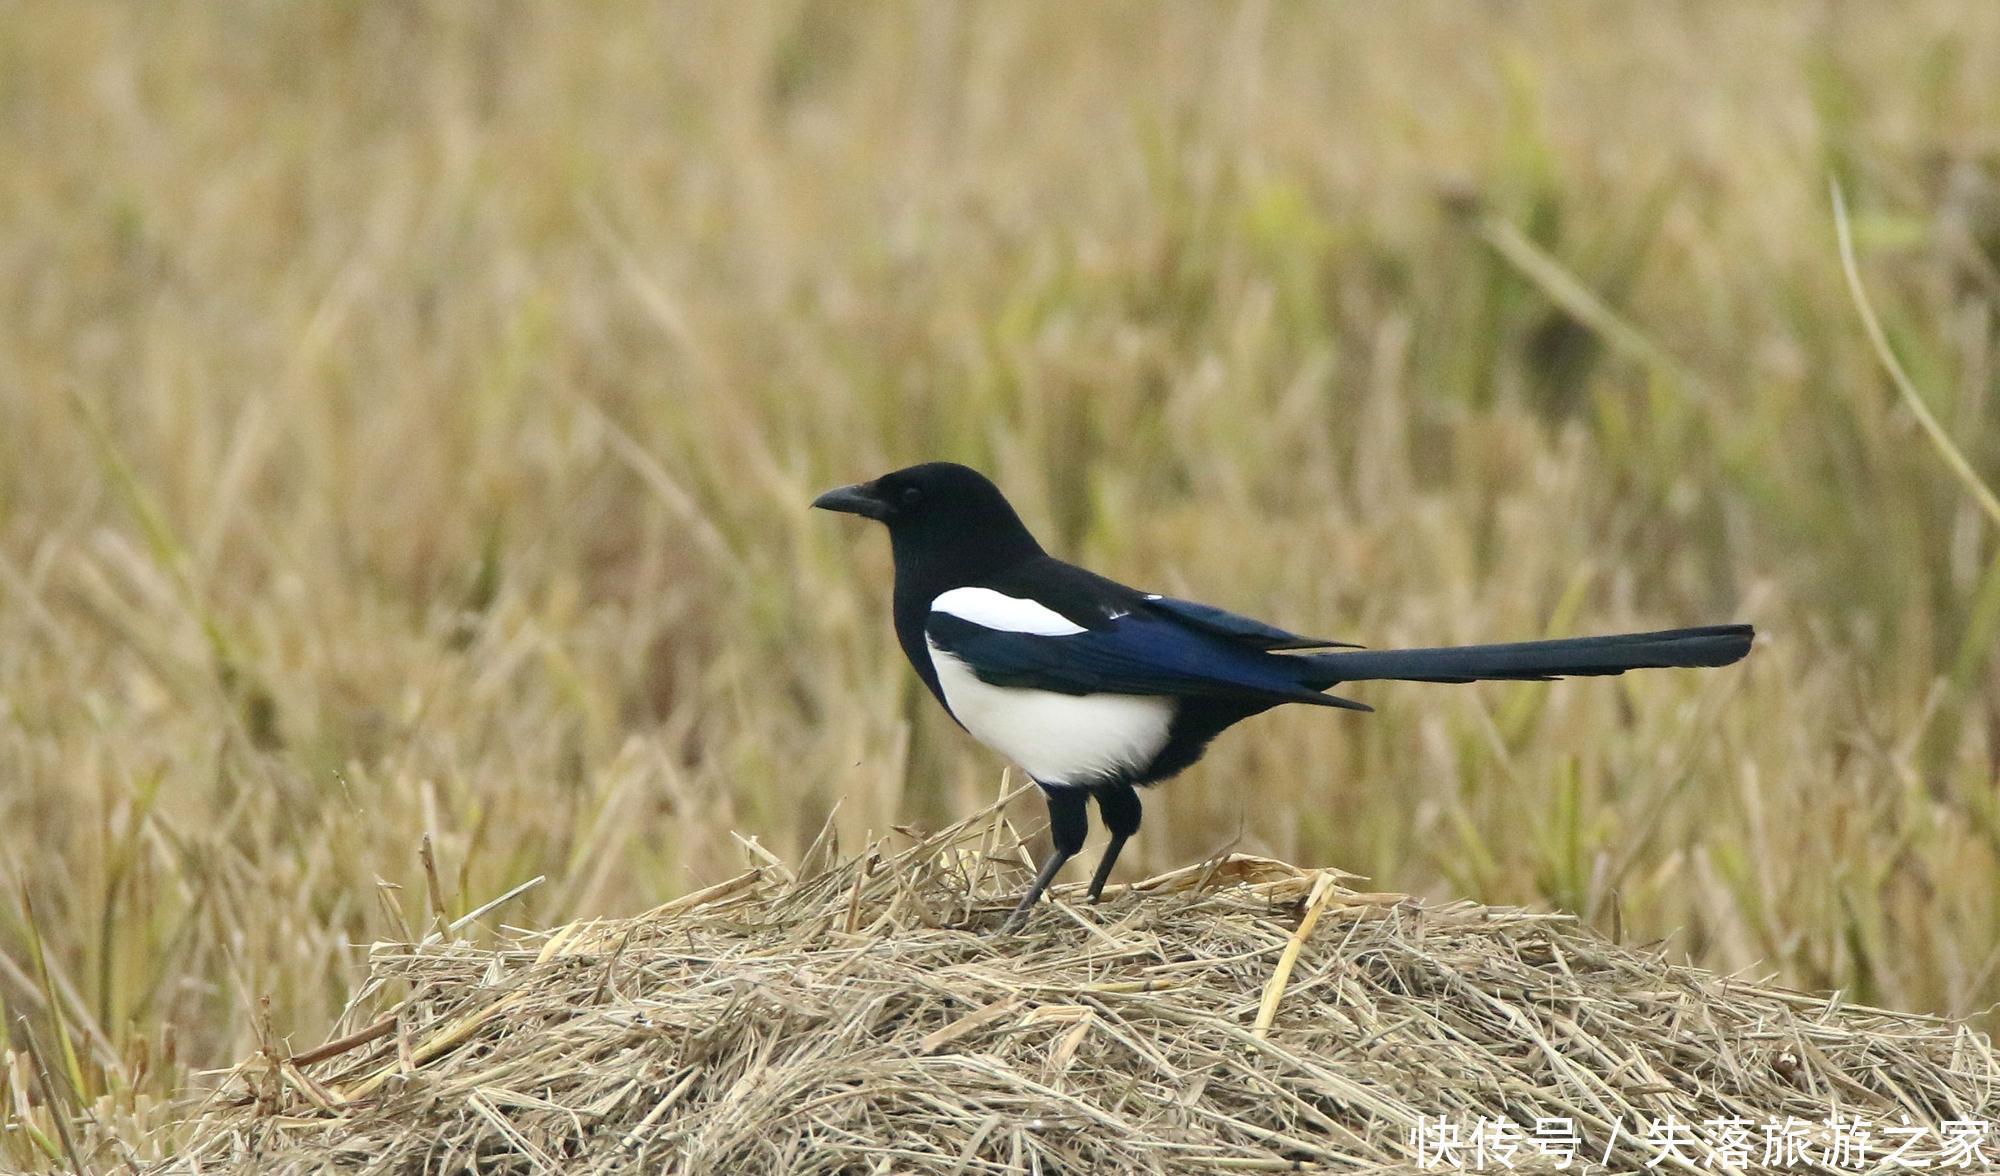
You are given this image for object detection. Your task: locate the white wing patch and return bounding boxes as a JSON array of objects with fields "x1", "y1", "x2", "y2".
[
  {"x1": 930, "y1": 587, "x2": 1086, "y2": 636},
  {"x1": 926, "y1": 640, "x2": 1174, "y2": 787}
]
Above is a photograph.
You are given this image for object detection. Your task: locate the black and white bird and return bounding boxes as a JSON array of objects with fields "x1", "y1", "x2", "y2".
[{"x1": 814, "y1": 462, "x2": 1753, "y2": 930}]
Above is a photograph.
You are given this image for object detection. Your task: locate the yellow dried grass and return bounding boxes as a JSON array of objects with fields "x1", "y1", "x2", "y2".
[{"x1": 158, "y1": 792, "x2": 2000, "y2": 1174}]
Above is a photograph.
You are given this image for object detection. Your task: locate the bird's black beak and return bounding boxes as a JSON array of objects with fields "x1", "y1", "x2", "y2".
[{"x1": 811, "y1": 482, "x2": 890, "y2": 521}]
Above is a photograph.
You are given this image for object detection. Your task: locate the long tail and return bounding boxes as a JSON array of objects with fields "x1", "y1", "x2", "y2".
[{"x1": 1302, "y1": 624, "x2": 1753, "y2": 685}]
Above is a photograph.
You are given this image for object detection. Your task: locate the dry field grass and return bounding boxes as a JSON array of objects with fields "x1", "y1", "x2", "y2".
[
  {"x1": 3, "y1": 2, "x2": 2000, "y2": 1168},
  {"x1": 157, "y1": 799, "x2": 2000, "y2": 1174}
]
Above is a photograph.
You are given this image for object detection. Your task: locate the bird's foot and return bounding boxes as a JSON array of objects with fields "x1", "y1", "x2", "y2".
[{"x1": 992, "y1": 909, "x2": 1030, "y2": 937}]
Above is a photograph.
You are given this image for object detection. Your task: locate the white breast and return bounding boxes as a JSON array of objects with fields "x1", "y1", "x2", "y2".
[{"x1": 926, "y1": 639, "x2": 1175, "y2": 787}]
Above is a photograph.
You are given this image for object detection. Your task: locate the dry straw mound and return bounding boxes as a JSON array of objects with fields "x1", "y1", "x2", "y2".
[{"x1": 166, "y1": 796, "x2": 1997, "y2": 1174}]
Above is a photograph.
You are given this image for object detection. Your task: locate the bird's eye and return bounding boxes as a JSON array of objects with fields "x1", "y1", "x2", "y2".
[{"x1": 900, "y1": 486, "x2": 923, "y2": 506}]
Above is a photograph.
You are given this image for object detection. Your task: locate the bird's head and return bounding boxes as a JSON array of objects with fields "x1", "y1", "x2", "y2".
[{"x1": 812, "y1": 462, "x2": 1043, "y2": 571}]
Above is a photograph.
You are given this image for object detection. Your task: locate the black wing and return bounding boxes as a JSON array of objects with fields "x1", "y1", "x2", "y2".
[
  {"x1": 925, "y1": 609, "x2": 1371, "y2": 712},
  {"x1": 1139, "y1": 594, "x2": 1360, "y2": 651}
]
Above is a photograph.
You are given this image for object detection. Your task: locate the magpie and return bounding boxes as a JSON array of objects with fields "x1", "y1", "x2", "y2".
[{"x1": 814, "y1": 462, "x2": 1753, "y2": 930}]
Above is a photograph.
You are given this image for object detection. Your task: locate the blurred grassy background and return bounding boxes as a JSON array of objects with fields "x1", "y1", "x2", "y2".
[{"x1": 4, "y1": 1, "x2": 2000, "y2": 1165}]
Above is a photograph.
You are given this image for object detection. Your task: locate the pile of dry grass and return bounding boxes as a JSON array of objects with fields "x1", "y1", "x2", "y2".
[{"x1": 162, "y1": 794, "x2": 1998, "y2": 1174}]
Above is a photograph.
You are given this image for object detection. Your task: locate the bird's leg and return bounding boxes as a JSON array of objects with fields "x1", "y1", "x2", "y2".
[
  {"x1": 1087, "y1": 784, "x2": 1142, "y2": 903},
  {"x1": 1000, "y1": 786, "x2": 1089, "y2": 932}
]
